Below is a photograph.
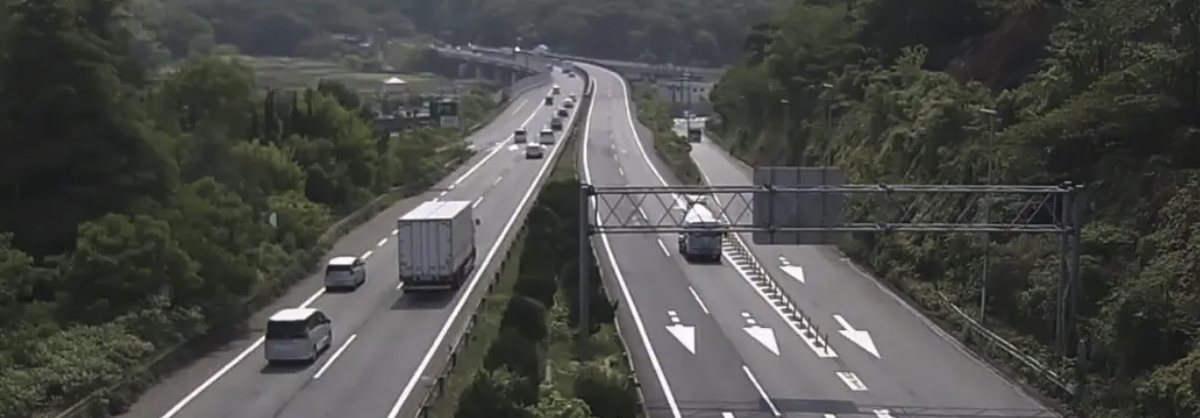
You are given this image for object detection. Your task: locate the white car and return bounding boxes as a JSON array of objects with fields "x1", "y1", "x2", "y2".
[
  {"x1": 323, "y1": 256, "x2": 366, "y2": 291},
  {"x1": 525, "y1": 143, "x2": 544, "y2": 159},
  {"x1": 563, "y1": 98, "x2": 575, "y2": 109},
  {"x1": 264, "y1": 308, "x2": 332, "y2": 364}
]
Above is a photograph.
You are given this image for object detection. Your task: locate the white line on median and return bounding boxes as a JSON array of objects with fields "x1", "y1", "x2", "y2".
[
  {"x1": 741, "y1": 365, "x2": 781, "y2": 417},
  {"x1": 688, "y1": 286, "x2": 709, "y2": 315},
  {"x1": 313, "y1": 334, "x2": 358, "y2": 379}
]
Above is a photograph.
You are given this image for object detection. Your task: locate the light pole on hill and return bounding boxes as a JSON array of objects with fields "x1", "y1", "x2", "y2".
[{"x1": 977, "y1": 107, "x2": 998, "y2": 325}]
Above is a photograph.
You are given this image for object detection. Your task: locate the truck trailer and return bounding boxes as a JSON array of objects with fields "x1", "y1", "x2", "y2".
[{"x1": 396, "y1": 200, "x2": 478, "y2": 291}]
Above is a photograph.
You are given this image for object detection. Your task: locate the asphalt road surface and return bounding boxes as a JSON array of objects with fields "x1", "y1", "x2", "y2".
[
  {"x1": 120, "y1": 72, "x2": 584, "y2": 418},
  {"x1": 680, "y1": 119, "x2": 1059, "y2": 418}
]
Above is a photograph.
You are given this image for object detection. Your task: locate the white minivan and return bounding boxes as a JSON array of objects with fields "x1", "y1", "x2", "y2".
[
  {"x1": 539, "y1": 128, "x2": 555, "y2": 145},
  {"x1": 264, "y1": 308, "x2": 333, "y2": 364}
]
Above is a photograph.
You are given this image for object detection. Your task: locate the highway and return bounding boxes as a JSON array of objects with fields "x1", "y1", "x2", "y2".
[
  {"x1": 683, "y1": 121, "x2": 1059, "y2": 417},
  {"x1": 578, "y1": 55, "x2": 1058, "y2": 418},
  {"x1": 120, "y1": 71, "x2": 585, "y2": 418}
]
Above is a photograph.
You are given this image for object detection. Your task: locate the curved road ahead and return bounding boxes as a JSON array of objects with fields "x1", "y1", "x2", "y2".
[
  {"x1": 579, "y1": 61, "x2": 1059, "y2": 418},
  {"x1": 121, "y1": 72, "x2": 585, "y2": 418}
]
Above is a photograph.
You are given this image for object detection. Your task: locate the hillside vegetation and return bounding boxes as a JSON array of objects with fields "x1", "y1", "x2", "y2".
[
  {"x1": 397, "y1": 0, "x2": 776, "y2": 65},
  {"x1": 708, "y1": 0, "x2": 1200, "y2": 416},
  {"x1": 0, "y1": 1, "x2": 492, "y2": 416}
]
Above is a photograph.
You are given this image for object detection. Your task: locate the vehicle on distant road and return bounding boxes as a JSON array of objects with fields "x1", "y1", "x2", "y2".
[
  {"x1": 514, "y1": 128, "x2": 528, "y2": 143},
  {"x1": 396, "y1": 200, "x2": 478, "y2": 292},
  {"x1": 551, "y1": 85, "x2": 560, "y2": 95},
  {"x1": 544, "y1": 95, "x2": 553, "y2": 106},
  {"x1": 564, "y1": 98, "x2": 575, "y2": 109},
  {"x1": 550, "y1": 116, "x2": 563, "y2": 131},
  {"x1": 539, "y1": 127, "x2": 555, "y2": 145},
  {"x1": 264, "y1": 308, "x2": 332, "y2": 364},
  {"x1": 688, "y1": 127, "x2": 702, "y2": 143},
  {"x1": 323, "y1": 256, "x2": 366, "y2": 291}
]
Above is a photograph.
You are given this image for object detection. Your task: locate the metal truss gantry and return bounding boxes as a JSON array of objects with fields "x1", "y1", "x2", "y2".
[{"x1": 575, "y1": 182, "x2": 1086, "y2": 373}]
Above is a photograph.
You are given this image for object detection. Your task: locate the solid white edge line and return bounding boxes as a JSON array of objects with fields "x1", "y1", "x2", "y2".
[
  {"x1": 157, "y1": 83, "x2": 553, "y2": 418},
  {"x1": 688, "y1": 287, "x2": 709, "y2": 315},
  {"x1": 313, "y1": 334, "x2": 358, "y2": 379},
  {"x1": 741, "y1": 365, "x2": 781, "y2": 417},
  {"x1": 582, "y1": 66, "x2": 683, "y2": 418},
  {"x1": 383, "y1": 78, "x2": 581, "y2": 418}
]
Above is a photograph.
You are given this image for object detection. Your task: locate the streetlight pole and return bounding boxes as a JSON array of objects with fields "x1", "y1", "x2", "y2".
[
  {"x1": 684, "y1": 72, "x2": 692, "y2": 132},
  {"x1": 819, "y1": 82, "x2": 834, "y2": 241},
  {"x1": 977, "y1": 107, "x2": 998, "y2": 324}
]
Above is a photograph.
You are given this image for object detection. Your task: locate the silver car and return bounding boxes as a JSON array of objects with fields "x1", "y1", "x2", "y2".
[
  {"x1": 324, "y1": 256, "x2": 366, "y2": 291},
  {"x1": 264, "y1": 308, "x2": 333, "y2": 364}
]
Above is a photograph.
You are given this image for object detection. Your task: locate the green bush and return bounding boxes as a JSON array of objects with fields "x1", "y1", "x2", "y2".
[
  {"x1": 500, "y1": 295, "x2": 550, "y2": 343},
  {"x1": 483, "y1": 327, "x2": 542, "y2": 404},
  {"x1": 573, "y1": 356, "x2": 638, "y2": 418},
  {"x1": 454, "y1": 369, "x2": 533, "y2": 418},
  {"x1": 513, "y1": 275, "x2": 558, "y2": 312}
]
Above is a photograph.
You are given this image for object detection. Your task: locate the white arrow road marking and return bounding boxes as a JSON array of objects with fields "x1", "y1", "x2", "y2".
[
  {"x1": 836, "y1": 371, "x2": 869, "y2": 391},
  {"x1": 665, "y1": 310, "x2": 696, "y2": 354},
  {"x1": 780, "y1": 265, "x2": 805, "y2": 283},
  {"x1": 741, "y1": 312, "x2": 779, "y2": 355},
  {"x1": 833, "y1": 314, "x2": 880, "y2": 358}
]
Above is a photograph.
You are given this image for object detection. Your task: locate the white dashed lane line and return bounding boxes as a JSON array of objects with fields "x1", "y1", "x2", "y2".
[
  {"x1": 377, "y1": 238, "x2": 388, "y2": 247},
  {"x1": 361, "y1": 250, "x2": 373, "y2": 259}
]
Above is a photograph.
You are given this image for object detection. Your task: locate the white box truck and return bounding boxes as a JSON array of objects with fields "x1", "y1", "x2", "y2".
[{"x1": 396, "y1": 200, "x2": 478, "y2": 291}]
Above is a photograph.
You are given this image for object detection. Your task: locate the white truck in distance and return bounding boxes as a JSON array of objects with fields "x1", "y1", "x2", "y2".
[{"x1": 396, "y1": 200, "x2": 478, "y2": 292}]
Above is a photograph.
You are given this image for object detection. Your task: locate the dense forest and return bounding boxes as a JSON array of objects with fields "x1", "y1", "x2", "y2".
[
  {"x1": 125, "y1": 0, "x2": 771, "y2": 68},
  {"x1": 708, "y1": 0, "x2": 1200, "y2": 416},
  {"x1": 0, "y1": 0, "x2": 490, "y2": 416}
]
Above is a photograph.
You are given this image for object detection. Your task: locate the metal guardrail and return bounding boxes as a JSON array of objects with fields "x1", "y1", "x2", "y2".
[
  {"x1": 43, "y1": 82, "x2": 544, "y2": 418},
  {"x1": 411, "y1": 69, "x2": 595, "y2": 418}
]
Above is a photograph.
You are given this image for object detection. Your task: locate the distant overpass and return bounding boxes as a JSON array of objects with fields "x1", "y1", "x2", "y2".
[{"x1": 432, "y1": 45, "x2": 726, "y2": 82}]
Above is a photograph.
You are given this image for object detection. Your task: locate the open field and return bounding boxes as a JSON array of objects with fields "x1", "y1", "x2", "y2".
[{"x1": 230, "y1": 55, "x2": 446, "y2": 93}]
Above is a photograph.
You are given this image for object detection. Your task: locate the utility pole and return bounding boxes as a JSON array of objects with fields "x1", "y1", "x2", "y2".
[
  {"x1": 684, "y1": 72, "x2": 692, "y2": 131},
  {"x1": 977, "y1": 107, "x2": 998, "y2": 325}
]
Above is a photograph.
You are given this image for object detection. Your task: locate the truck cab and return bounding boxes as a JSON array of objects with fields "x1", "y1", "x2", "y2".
[{"x1": 677, "y1": 196, "x2": 724, "y2": 262}]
